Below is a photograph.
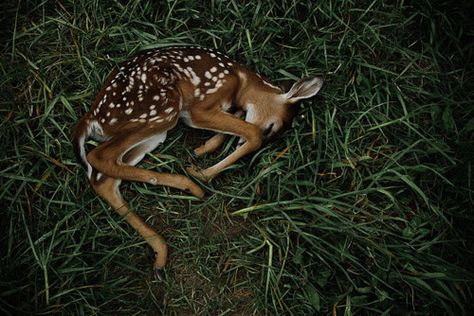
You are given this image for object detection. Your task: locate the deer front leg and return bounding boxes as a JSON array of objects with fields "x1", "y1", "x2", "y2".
[
  {"x1": 193, "y1": 110, "x2": 244, "y2": 156},
  {"x1": 187, "y1": 110, "x2": 263, "y2": 181}
]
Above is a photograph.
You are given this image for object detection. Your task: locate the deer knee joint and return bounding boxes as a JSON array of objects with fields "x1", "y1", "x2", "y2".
[
  {"x1": 245, "y1": 128, "x2": 263, "y2": 151},
  {"x1": 86, "y1": 151, "x2": 102, "y2": 170}
]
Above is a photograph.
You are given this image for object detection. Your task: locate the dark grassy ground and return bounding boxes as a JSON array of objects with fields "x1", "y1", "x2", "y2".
[{"x1": 1, "y1": 0, "x2": 474, "y2": 315}]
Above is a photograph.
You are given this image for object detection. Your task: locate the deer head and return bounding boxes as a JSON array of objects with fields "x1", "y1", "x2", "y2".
[{"x1": 236, "y1": 75, "x2": 324, "y2": 140}]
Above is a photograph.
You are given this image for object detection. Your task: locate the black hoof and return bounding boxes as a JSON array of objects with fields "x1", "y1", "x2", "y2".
[
  {"x1": 153, "y1": 267, "x2": 164, "y2": 281},
  {"x1": 147, "y1": 248, "x2": 155, "y2": 261}
]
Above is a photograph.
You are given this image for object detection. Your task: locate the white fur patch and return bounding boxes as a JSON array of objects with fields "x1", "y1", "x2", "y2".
[
  {"x1": 179, "y1": 110, "x2": 196, "y2": 127},
  {"x1": 88, "y1": 120, "x2": 109, "y2": 142},
  {"x1": 78, "y1": 135, "x2": 92, "y2": 179},
  {"x1": 262, "y1": 80, "x2": 280, "y2": 90},
  {"x1": 122, "y1": 132, "x2": 168, "y2": 166},
  {"x1": 244, "y1": 103, "x2": 257, "y2": 124}
]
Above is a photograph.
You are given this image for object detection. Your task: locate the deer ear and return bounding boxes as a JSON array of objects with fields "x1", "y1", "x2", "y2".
[{"x1": 285, "y1": 76, "x2": 324, "y2": 103}]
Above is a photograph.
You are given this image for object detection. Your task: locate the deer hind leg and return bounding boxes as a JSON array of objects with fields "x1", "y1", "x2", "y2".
[
  {"x1": 187, "y1": 110, "x2": 263, "y2": 181},
  {"x1": 88, "y1": 126, "x2": 202, "y2": 277},
  {"x1": 87, "y1": 126, "x2": 204, "y2": 198},
  {"x1": 90, "y1": 174, "x2": 167, "y2": 278}
]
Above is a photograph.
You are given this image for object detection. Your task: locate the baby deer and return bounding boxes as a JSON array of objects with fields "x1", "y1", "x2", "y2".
[{"x1": 72, "y1": 46, "x2": 323, "y2": 277}]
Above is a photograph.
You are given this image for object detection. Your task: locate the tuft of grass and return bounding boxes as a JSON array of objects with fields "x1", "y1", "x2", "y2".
[{"x1": 1, "y1": 0, "x2": 473, "y2": 315}]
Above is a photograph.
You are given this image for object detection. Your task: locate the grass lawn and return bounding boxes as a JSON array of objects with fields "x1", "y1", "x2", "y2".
[{"x1": 1, "y1": 0, "x2": 473, "y2": 314}]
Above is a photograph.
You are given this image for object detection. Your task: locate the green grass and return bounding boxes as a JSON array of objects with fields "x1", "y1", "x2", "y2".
[{"x1": 1, "y1": 0, "x2": 474, "y2": 314}]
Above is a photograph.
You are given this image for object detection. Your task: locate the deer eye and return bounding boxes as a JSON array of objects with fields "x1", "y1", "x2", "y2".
[{"x1": 263, "y1": 123, "x2": 274, "y2": 137}]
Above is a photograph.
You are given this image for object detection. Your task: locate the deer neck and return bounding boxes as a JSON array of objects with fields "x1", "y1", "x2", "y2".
[{"x1": 234, "y1": 69, "x2": 281, "y2": 111}]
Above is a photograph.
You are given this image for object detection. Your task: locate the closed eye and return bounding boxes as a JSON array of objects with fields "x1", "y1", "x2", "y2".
[{"x1": 263, "y1": 123, "x2": 274, "y2": 137}]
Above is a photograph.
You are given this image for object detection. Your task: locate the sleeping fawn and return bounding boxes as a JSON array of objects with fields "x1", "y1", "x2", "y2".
[{"x1": 72, "y1": 46, "x2": 323, "y2": 278}]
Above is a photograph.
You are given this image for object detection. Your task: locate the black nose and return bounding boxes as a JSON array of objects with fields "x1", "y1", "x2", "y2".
[{"x1": 263, "y1": 123, "x2": 274, "y2": 137}]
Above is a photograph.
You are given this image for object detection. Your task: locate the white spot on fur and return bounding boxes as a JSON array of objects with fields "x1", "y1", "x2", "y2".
[
  {"x1": 206, "y1": 87, "x2": 219, "y2": 94},
  {"x1": 186, "y1": 67, "x2": 201, "y2": 86},
  {"x1": 149, "y1": 115, "x2": 163, "y2": 122},
  {"x1": 149, "y1": 116, "x2": 163, "y2": 122}
]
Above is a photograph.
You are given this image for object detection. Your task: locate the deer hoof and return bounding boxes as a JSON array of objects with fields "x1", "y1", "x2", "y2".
[
  {"x1": 194, "y1": 146, "x2": 207, "y2": 157},
  {"x1": 153, "y1": 267, "x2": 164, "y2": 281},
  {"x1": 186, "y1": 165, "x2": 202, "y2": 177},
  {"x1": 189, "y1": 184, "x2": 205, "y2": 199},
  {"x1": 186, "y1": 166, "x2": 212, "y2": 182}
]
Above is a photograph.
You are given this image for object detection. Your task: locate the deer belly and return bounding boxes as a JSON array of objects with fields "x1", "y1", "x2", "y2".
[{"x1": 179, "y1": 110, "x2": 197, "y2": 128}]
